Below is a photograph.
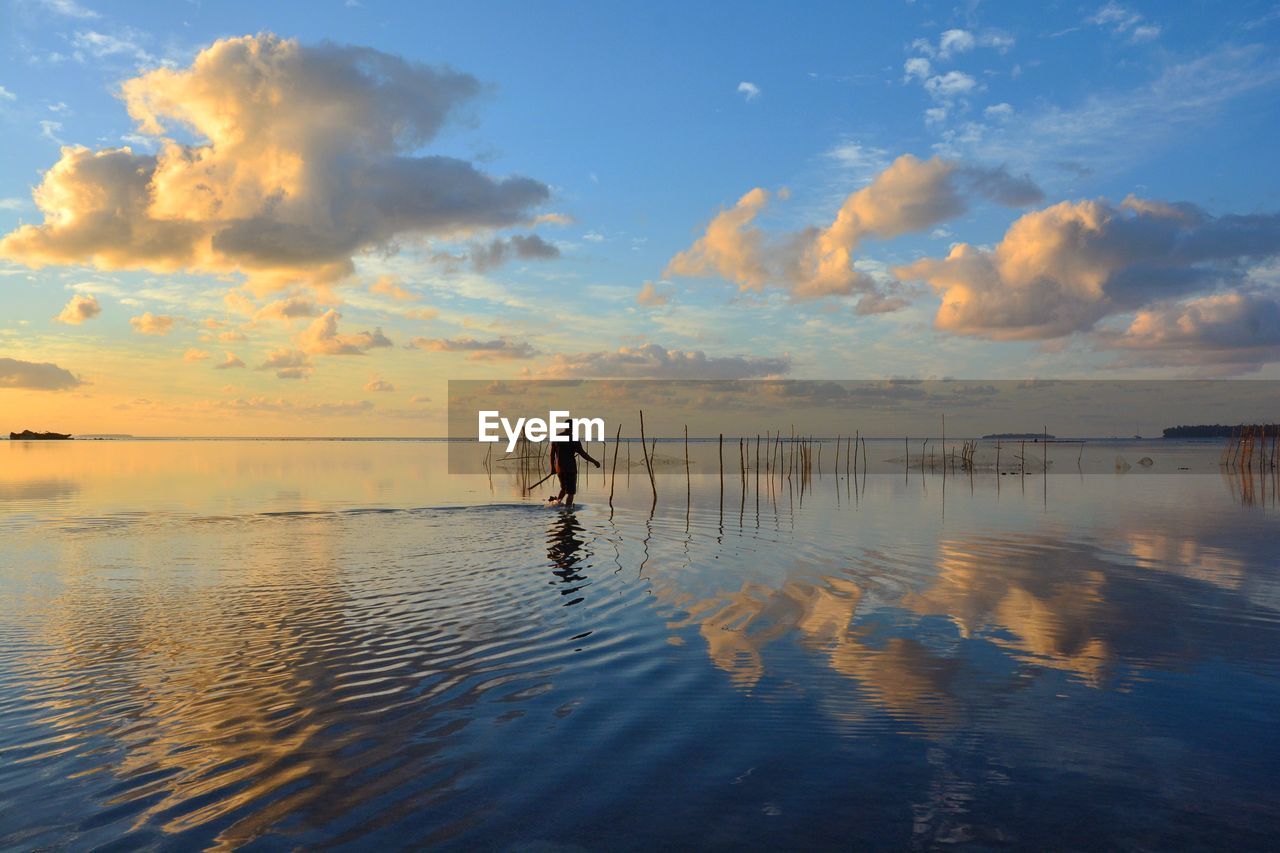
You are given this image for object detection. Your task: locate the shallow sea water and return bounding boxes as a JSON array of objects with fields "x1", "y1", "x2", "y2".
[{"x1": 1, "y1": 439, "x2": 1278, "y2": 850}]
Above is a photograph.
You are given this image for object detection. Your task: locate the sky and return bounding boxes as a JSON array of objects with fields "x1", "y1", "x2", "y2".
[{"x1": 1, "y1": 0, "x2": 1279, "y2": 435}]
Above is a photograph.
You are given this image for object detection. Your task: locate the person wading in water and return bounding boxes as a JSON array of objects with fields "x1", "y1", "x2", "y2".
[{"x1": 548, "y1": 427, "x2": 600, "y2": 507}]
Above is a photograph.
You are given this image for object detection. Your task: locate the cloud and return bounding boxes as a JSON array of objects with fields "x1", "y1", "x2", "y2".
[
  {"x1": 942, "y1": 47, "x2": 1280, "y2": 179},
  {"x1": 298, "y1": 309, "x2": 392, "y2": 355},
  {"x1": 214, "y1": 351, "x2": 246, "y2": 369},
  {"x1": 369, "y1": 275, "x2": 416, "y2": 301},
  {"x1": 466, "y1": 234, "x2": 560, "y2": 272},
  {"x1": 54, "y1": 293, "x2": 101, "y2": 324},
  {"x1": 129, "y1": 311, "x2": 174, "y2": 335},
  {"x1": 984, "y1": 103, "x2": 1014, "y2": 120},
  {"x1": 637, "y1": 280, "x2": 671, "y2": 307},
  {"x1": 924, "y1": 70, "x2": 978, "y2": 100},
  {"x1": 1088, "y1": 3, "x2": 1159, "y2": 42},
  {"x1": 364, "y1": 377, "x2": 395, "y2": 392},
  {"x1": 894, "y1": 196, "x2": 1280, "y2": 340},
  {"x1": 254, "y1": 295, "x2": 321, "y2": 323},
  {"x1": 903, "y1": 57, "x2": 931, "y2": 83},
  {"x1": 183, "y1": 348, "x2": 210, "y2": 362},
  {"x1": 535, "y1": 343, "x2": 790, "y2": 379},
  {"x1": 666, "y1": 154, "x2": 1041, "y2": 300},
  {"x1": 0, "y1": 34, "x2": 550, "y2": 291},
  {"x1": 0, "y1": 86, "x2": 15, "y2": 102},
  {"x1": 72, "y1": 29, "x2": 154, "y2": 65},
  {"x1": 737, "y1": 81, "x2": 761, "y2": 101},
  {"x1": 218, "y1": 396, "x2": 373, "y2": 416},
  {"x1": 0, "y1": 356, "x2": 82, "y2": 390},
  {"x1": 938, "y1": 29, "x2": 975, "y2": 59},
  {"x1": 257, "y1": 348, "x2": 312, "y2": 379},
  {"x1": 409, "y1": 336, "x2": 536, "y2": 360},
  {"x1": 1098, "y1": 292, "x2": 1280, "y2": 371},
  {"x1": 401, "y1": 307, "x2": 439, "y2": 320},
  {"x1": 38, "y1": 0, "x2": 99, "y2": 19}
]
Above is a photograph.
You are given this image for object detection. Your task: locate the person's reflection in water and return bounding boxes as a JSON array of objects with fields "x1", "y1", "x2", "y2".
[{"x1": 547, "y1": 510, "x2": 590, "y2": 602}]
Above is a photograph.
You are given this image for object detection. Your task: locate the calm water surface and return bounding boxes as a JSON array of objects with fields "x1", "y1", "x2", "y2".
[{"x1": 1, "y1": 439, "x2": 1278, "y2": 850}]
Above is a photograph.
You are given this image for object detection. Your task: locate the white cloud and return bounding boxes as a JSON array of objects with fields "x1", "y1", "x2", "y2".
[
  {"x1": 0, "y1": 86, "x2": 16, "y2": 102},
  {"x1": 38, "y1": 0, "x2": 99, "y2": 18},
  {"x1": 938, "y1": 29, "x2": 975, "y2": 59},
  {"x1": 984, "y1": 102, "x2": 1014, "y2": 119},
  {"x1": 737, "y1": 81, "x2": 761, "y2": 101},
  {"x1": 924, "y1": 71, "x2": 978, "y2": 100},
  {"x1": 903, "y1": 57, "x2": 931, "y2": 82}
]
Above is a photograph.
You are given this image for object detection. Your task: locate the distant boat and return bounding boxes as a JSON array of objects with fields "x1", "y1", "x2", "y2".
[{"x1": 9, "y1": 430, "x2": 72, "y2": 440}]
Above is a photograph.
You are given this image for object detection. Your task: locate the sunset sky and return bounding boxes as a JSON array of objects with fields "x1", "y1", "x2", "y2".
[{"x1": 2, "y1": 0, "x2": 1279, "y2": 435}]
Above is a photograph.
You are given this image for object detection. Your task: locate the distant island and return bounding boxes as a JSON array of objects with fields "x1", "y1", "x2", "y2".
[
  {"x1": 983, "y1": 432, "x2": 1055, "y2": 440},
  {"x1": 1163, "y1": 424, "x2": 1280, "y2": 438},
  {"x1": 9, "y1": 430, "x2": 73, "y2": 440}
]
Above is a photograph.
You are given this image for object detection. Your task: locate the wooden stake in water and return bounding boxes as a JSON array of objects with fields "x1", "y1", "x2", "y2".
[
  {"x1": 609, "y1": 423, "x2": 621, "y2": 511},
  {"x1": 685, "y1": 424, "x2": 691, "y2": 509},
  {"x1": 639, "y1": 409, "x2": 657, "y2": 507}
]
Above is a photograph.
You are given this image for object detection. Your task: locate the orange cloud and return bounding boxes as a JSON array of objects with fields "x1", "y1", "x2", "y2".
[
  {"x1": 369, "y1": 275, "x2": 416, "y2": 302},
  {"x1": 666, "y1": 155, "x2": 1040, "y2": 304},
  {"x1": 298, "y1": 309, "x2": 392, "y2": 355},
  {"x1": 129, "y1": 312, "x2": 175, "y2": 335},
  {"x1": 894, "y1": 197, "x2": 1280, "y2": 340},
  {"x1": 0, "y1": 34, "x2": 551, "y2": 292},
  {"x1": 54, "y1": 293, "x2": 102, "y2": 325}
]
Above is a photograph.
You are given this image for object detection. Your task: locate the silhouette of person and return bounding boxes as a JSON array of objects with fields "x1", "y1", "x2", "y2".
[{"x1": 547, "y1": 428, "x2": 600, "y2": 507}]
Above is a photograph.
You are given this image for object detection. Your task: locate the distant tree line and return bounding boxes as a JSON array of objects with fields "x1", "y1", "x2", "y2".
[{"x1": 1163, "y1": 424, "x2": 1280, "y2": 438}]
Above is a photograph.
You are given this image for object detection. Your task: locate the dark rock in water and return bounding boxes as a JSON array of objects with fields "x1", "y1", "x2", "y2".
[{"x1": 9, "y1": 430, "x2": 72, "y2": 440}]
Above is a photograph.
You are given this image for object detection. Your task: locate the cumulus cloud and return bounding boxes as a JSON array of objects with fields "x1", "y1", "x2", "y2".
[
  {"x1": 54, "y1": 293, "x2": 101, "y2": 324},
  {"x1": 666, "y1": 154, "x2": 1041, "y2": 300},
  {"x1": 894, "y1": 196, "x2": 1280, "y2": 340},
  {"x1": 129, "y1": 311, "x2": 174, "y2": 335},
  {"x1": 737, "y1": 81, "x2": 761, "y2": 101},
  {"x1": 0, "y1": 356, "x2": 82, "y2": 389},
  {"x1": 637, "y1": 280, "x2": 671, "y2": 307},
  {"x1": 214, "y1": 351, "x2": 245, "y2": 369},
  {"x1": 254, "y1": 295, "x2": 321, "y2": 323},
  {"x1": 1099, "y1": 292, "x2": 1280, "y2": 371},
  {"x1": 298, "y1": 309, "x2": 392, "y2": 355},
  {"x1": 535, "y1": 343, "x2": 790, "y2": 379},
  {"x1": 0, "y1": 34, "x2": 551, "y2": 291},
  {"x1": 258, "y1": 348, "x2": 312, "y2": 379},
  {"x1": 183, "y1": 348, "x2": 209, "y2": 362},
  {"x1": 409, "y1": 336, "x2": 536, "y2": 360},
  {"x1": 364, "y1": 377, "x2": 395, "y2": 392}
]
